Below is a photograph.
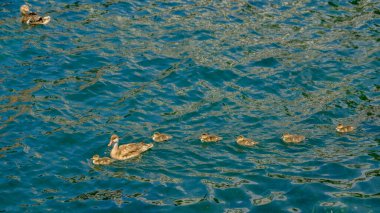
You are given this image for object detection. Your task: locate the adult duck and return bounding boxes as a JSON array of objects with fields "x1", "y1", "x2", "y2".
[
  {"x1": 108, "y1": 134, "x2": 153, "y2": 160},
  {"x1": 20, "y1": 5, "x2": 51, "y2": 25}
]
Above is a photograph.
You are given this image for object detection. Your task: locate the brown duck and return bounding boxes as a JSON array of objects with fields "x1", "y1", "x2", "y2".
[
  {"x1": 152, "y1": 132, "x2": 172, "y2": 142},
  {"x1": 236, "y1": 135, "x2": 258, "y2": 147},
  {"x1": 92, "y1": 155, "x2": 113, "y2": 165},
  {"x1": 336, "y1": 124, "x2": 355, "y2": 133},
  {"x1": 108, "y1": 134, "x2": 153, "y2": 160},
  {"x1": 20, "y1": 5, "x2": 51, "y2": 25},
  {"x1": 200, "y1": 133, "x2": 222, "y2": 142},
  {"x1": 282, "y1": 133, "x2": 305, "y2": 143}
]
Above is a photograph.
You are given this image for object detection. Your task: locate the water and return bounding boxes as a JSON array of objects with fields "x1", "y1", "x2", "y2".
[{"x1": 1, "y1": 0, "x2": 379, "y2": 212}]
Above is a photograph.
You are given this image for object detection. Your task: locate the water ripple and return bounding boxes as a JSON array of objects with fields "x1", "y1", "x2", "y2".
[{"x1": 0, "y1": 0, "x2": 379, "y2": 212}]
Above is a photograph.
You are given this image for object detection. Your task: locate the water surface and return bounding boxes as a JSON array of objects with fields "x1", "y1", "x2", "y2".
[{"x1": 1, "y1": 0, "x2": 379, "y2": 212}]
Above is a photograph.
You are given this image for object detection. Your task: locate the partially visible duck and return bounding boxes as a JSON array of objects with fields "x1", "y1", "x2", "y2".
[
  {"x1": 152, "y1": 132, "x2": 172, "y2": 142},
  {"x1": 200, "y1": 133, "x2": 222, "y2": 143},
  {"x1": 236, "y1": 135, "x2": 258, "y2": 147},
  {"x1": 92, "y1": 154, "x2": 112, "y2": 165},
  {"x1": 108, "y1": 134, "x2": 153, "y2": 160},
  {"x1": 336, "y1": 124, "x2": 355, "y2": 133},
  {"x1": 282, "y1": 133, "x2": 305, "y2": 143},
  {"x1": 20, "y1": 5, "x2": 51, "y2": 25}
]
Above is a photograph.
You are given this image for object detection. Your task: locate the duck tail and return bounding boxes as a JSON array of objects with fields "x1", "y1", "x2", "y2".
[
  {"x1": 144, "y1": 143, "x2": 154, "y2": 151},
  {"x1": 42, "y1": 16, "x2": 51, "y2": 24}
]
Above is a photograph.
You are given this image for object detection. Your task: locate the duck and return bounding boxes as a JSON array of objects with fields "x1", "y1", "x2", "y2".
[
  {"x1": 20, "y1": 5, "x2": 51, "y2": 25},
  {"x1": 91, "y1": 154, "x2": 113, "y2": 165},
  {"x1": 108, "y1": 134, "x2": 153, "y2": 160},
  {"x1": 236, "y1": 135, "x2": 258, "y2": 147},
  {"x1": 336, "y1": 123, "x2": 355, "y2": 133},
  {"x1": 152, "y1": 132, "x2": 172, "y2": 142},
  {"x1": 200, "y1": 133, "x2": 222, "y2": 142},
  {"x1": 282, "y1": 133, "x2": 305, "y2": 143}
]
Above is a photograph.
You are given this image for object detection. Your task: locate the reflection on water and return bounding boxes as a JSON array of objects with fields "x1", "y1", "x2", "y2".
[{"x1": 0, "y1": 0, "x2": 379, "y2": 212}]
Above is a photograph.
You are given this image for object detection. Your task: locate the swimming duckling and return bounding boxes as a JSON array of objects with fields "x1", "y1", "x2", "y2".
[
  {"x1": 108, "y1": 134, "x2": 153, "y2": 160},
  {"x1": 236, "y1": 135, "x2": 258, "y2": 147},
  {"x1": 92, "y1": 155, "x2": 112, "y2": 165},
  {"x1": 152, "y1": 132, "x2": 172, "y2": 142},
  {"x1": 282, "y1": 133, "x2": 305, "y2": 143},
  {"x1": 200, "y1": 133, "x2": 222, "y2": 142},
  {"x1": 20, "y1": 5, "x2": 51, "y2": 25},
  {"x1": 336, "y1": 124, "x2": 355, "y2": 133}
]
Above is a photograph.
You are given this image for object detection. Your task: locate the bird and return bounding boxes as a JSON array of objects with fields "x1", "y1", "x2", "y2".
[
  {"x1": 199, "y1": 133, "x2": 222, "y2": 142},
  {"x1": 152, "y1": 132, "x2": 172, "y2": 142},
  {"x1": 236, "y1": 135, "x2": 258, "y2": 147},
  {"x1": 282, "y1": 133, "x2": 305, "y2": 143},
  {"x1": 108, "y1": 134, "x2": 153, "y2": 160},
  {"x1": 91, "y1": 154, "x2": 113, "y2": 165},
  {"x1": 336, "y1": 124, "x2": 355, "y2": 133},
  {"x1": 20, "y1": 5, "x2": 51, "y2": 25}
]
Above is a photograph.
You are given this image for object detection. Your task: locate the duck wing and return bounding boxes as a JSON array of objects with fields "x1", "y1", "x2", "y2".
[
  {"x1": 154, "y1": 134, "x2": 172, "y2": 142},
  {"x1": 119, "y1": 150, "x2": 143, "y2": 160},
  {"x1": 119, "y1": 142, "x2": 153, "y2": 157},
  {"x1": 119, "y1": 143, "x2": 143, "y2": 153},
  {"x1": 24, "y1": 12, "x2": 51, "y2": 25},
  {"x1": 210, "y1": 135, "x2": 222, "y2": 141}
]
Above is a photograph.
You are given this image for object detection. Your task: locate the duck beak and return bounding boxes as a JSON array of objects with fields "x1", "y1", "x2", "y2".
[{"x1": 108, "y1": 137, "x2": 119, "y2": 146}]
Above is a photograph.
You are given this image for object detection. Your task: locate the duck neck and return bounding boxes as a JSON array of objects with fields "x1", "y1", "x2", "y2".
[{"x1": 110, "y1": 142, "x2": 119, "y2": 158}]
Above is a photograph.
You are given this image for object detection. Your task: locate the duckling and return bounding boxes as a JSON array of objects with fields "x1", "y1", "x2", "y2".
[
  {"x1": 20, "y1": 5, "x2": 51, "y2": 25},
  {"x1": 336, "y1": 124, "x2": 355, "y2": 133},
  {"x1": 152, "y1": 132, "x2": 172, "y2": 142},
  {"x1": 92, "y1": 154, "x2": 113, "y2": 165},
  {"x1": 108, "y1": 134, "x2": 153, "y2": 160},
  {"x1": 200, "y1": 133, "x2": 222, "y2": 142},
  {"x1": 282, "y1": 133, "x2": 305, "y2": 143},
  {"x1": 236, "y1": 135, "x2": 258, "y2": 147}
]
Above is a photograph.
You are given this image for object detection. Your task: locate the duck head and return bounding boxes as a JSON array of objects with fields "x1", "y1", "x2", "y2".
[
  {"x1": 92, "y1": 155, "x2": 100, "y2": 160},
  {"x1": 108, "y1": 134, "x2": 119, "y2": 146},
  {"x1": 336, "y1": 123, "x2": 343, "y2": 129},
  {"x1": 199, "y1": 133, "x2": 208, "y2": 140},
  {"x1": 20, "y1": 5, "x2": 30, "y2": 15},
  {"x1": 236, "y1": 135, "x2": 244, "y2": 141}
]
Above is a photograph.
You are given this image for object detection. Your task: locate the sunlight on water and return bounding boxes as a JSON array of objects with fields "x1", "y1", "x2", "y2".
[{"x1": 0, "y1": 0, "x2": 379, "y2": 212}]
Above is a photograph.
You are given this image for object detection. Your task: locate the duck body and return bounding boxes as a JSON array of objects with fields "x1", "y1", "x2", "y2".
[
  {"x1": 152, "y1": 132, "x2": 172, "y2": 142},
  {"x1": 92, "y1": 155, "x2": 112, "y2": 165},
  {"x1": 336, "y1": 124, "x2": 354, "y2": 133},
  {"x1": 108, "y1": 135, "x2": 153, "y2": 160},
  {"x1": 236, "y1": 136, "x2": 258, "y2": 147},
  {"x1": 20, "y1": 5, "x2": 51, "y2": 25},
  {"x1": 282, "y1": 133, "x2": 305, "y2": 143},
  {"x1": 200, "y1": 133, "x2": 222, "y2": 142}
]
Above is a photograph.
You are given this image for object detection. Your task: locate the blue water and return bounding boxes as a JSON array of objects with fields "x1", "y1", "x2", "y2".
[{"x1": 1, "y1": 0, "x2": 380, "y2": 212}]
